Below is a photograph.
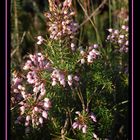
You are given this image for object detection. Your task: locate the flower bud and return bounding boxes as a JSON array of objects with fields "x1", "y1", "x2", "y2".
[
  {"x1": 108, "y1": 28, "x2": 113, "y2": 32},
  {"x1": 42, "y1": 111, "x2": 48, "y2": 119},
  {"x1": 18, "y1": 85, "x2": 22, "y2": 90},
  {"x1": 73, "y1": 76, "x2": 79, "y2": 82},
  {"x1": 25, "y1": 121, "x2": 29, "y2": 126},
  {"x1": 26, "y1": 115, "x2": 30, "y2": 121},
  {"x1": 82, "y1": 125, "x2": 87, "y2": 133},
  {"x1": 122, "y1": 25, "x2": 126, "y2": 30},
  {"x1": 20, "y1": 106, "x2": 25, "y2": 115},
  {"x1": 52, "y1": 80, "x2": 57, "y2": 86},
  {"x1": 68, "y1": 75, "x2": 73, "y2": 81},
  {"x1": 114, "y1": 30, "x2": 119, "y2": 34},
  {"x1": 72, "y1": 122, "x2": 78, "y2": 129},
  {"x1": 34, "y1": 107, "x2": 38, "y2": 112},
  {"x1": 39, "y1": 117, "x2": 43, "y2": 124},
  {"x1": 81, "y1": 58, "x2": 85, "y2": 64}
]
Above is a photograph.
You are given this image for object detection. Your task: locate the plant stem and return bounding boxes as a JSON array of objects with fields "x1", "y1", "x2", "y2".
[
  {"x1": 13, "y1": 0, "x2": 21, "y2": 62},
  {"x1": 109, "y1": 0, "x2": 112, "y2": 28},
  {"x1": 78, "y1": 0, "x2": 103, "y2": 46},
  {"x1": 76, "y1": 87, "x2": 86, "y2": 112}
]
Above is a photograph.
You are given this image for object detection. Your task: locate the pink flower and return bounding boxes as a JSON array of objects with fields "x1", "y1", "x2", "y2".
[
  {"x1": 44, "y1": 98, "x2": 50, "y2": 102},
  {"x1": 60, "y1": 79, "x2": 66, "y2": 87},
  {"x1": 121, "y1": 25, "x2": 127, "y2": 30},
  {"x1": 87, "y1": 55, "x2": 93, "y2": 63},
  {"x1": 63, "y1": 0, "x2": 72, "y2": 7},
  {"x1": 42, "y1": 111, "x2": 48, "y2": 119},
  {"x1": 119, "y1": 34, "x2": 125, "y2": 39},
  {"x1": 93, "y1": 133, "x2": 98, "y2": 139},
  {"x1": 20, "y1": 106, "x2": 25, "y2": 115},
  {"x1": 82, "y1": 125, "x2": 87, "y2": 133},
  {"x1": 72, "y1": 122, "x2": 78, "y2": 129},
  {"x1": 23, "y1": 60, "x2": 32, "y2": 70},
  {"x1": 26, "y1": 115, "x2": 30, "y2": 121},
  {"x1": 17, "y1": 85, "x2": 23, "y2": 90},
  {"x1": 75, "y1": 111, "x2": 81, "y2": 115},
  {"x1": 37, "y1": 36, "x2": 44, "y2": 45},
  {"x1": 40, "y1": 88, "x2": 46, "y2": 96},
  {"x1": 93, "y1": 44, "x2": 99, "y2": 49},
  {"x1": 13, "y1": 89, "x2": 18, "y2": 93},
  {"x1": 72, "y1": 111, "x2": 97, "y2": 134},
  {"x1": 33, "y1": 86, "x2": 40, "y2": 93},
  {"x1": 91, "y1": 49, "x2": 100, "y2": 55},
  {"x1": 78, "y1": 124, "x2": 82, "y2": 130},
  {"x1": 34, "y1": 107, "x2": 38, "y2": 112},
  {"x1": 52, "y1": 80, "x2": 57, "y2": 86},
  {"x1": 125, "y1": 41, "x2": 129, "y2": 46},
  {"x1": 39, "y1": 117, "x2": 43, "y2": 124},
  {"x1": 80, "y1": 50, "x2": 85, "y2": 56},
  {"x1": 25, "y1": 121, "x2": 30, "y2": 126},
  {"x1": 68, "y1": 81, "x2": 72, "y2": 86},
  {"x1": 12, "y1": 77, "x2": 22, "y2": 84},
  {"x1": 81, "y1": 58, "x2": 85, "y2": 64},
  {"x1": 114, "y1": 30, "x2": 119, "y2": 35},
  {"x1": 71, "y1": 43, "x2": 75, "y2": 51},
  {"x1": 108, "y1": 28, "x2": 113, "y2": 32},
  {"x1": 68, "y1": 75, "x2": 73, "y2": 81},
  {"x1": 44, "y1": 98, "x2": 51, "y2": 109},
  {"x1": 89, "y1": 113, "x2": 97, "y2": 122},
  {"x1": 73, "y1": 75, "x2": 79, "y2": 82}
]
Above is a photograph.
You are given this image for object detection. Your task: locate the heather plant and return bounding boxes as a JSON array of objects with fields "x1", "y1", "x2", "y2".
[{"x1": 11, "y1": 0, "x2": 129, "y2": 139}]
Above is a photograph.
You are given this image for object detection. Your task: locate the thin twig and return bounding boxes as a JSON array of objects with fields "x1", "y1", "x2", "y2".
[
  {"x1": 78, "y1": 0, "x2": 104, "y2": 46},
  {"x1": 11, "y1": 31, "x2": 26, "y2": 57},
  {"x1": 79, "y1": 0, "x2": 107, "y2": 27}
]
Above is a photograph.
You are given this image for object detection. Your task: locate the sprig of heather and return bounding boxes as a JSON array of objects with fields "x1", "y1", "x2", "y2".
[
  {"x1": 12, "y1": 77, "x2": 52, "y2": 131},
  {"x1": 23, "y1": 53, "x2": 51, "y2": 71},
  {"x1": 72, "y1": 110, "x2": 97, "y2": 138},
  {"x1": 107, "y1": 25, "x2": 129, "y2": 53},
  {"x1": 12, "y1": 51, "x2": 81, "y2": 129},
  {"x1": 51, "y1": 69, "x2": 80, "y2": 87},
  {"x1": 24, "y1": 52, "x2": 80, "y2": 88},
  {"x1": 16, "y1": 97, "x2": 51, "y2": 132},
  {"x1": 23, "y1": 53, "x2": 51, "y2": 100},
  {"x1": 44, "y1": 0, "x2": 79, "y2": 41},
  {"x1": 79, "y1": 44, "x2": 100, "y2": 64},
  {"x1": 11, "y1": 74, "x2": 51, "y2": 130},
  {"x1": 11, "y1": 53, "x2": 53, "y2": 131}
]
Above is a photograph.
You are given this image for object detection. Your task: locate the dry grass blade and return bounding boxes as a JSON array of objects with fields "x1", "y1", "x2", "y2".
[
  {"x1": 79, "y1": 0, "x2": 107, "y2": 27},
  {"x1": 11, "y1": 31, "x2": 26, "y2": 57},
  {"x1": 77, "y1": 0, "x2": 107, "y2": 46}
]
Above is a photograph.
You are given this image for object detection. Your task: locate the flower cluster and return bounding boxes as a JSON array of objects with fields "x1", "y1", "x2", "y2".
[
  {"x1": 15, "y1": 97, "x2": 51, "y2": 131},
  {"x1": 51, "y1": 69, "x2": 80, "y2": 87},
  {"x1": 79, "y1": 44, "x2": 100, "y2": 64},
  {"x1": 11, "y1": 72, "x2": 52, "y2": 130},
  {"x1": 37, "y1": 36, "x2": 44, "y2": 45},
  {"x1": 44, "y1": 0, "x2": 79, "y2": 40},
  {"x1": 67, "y1": 74, "x2": 79, "y2": 86},
  {"x1": 11, "y1": 53, "x2": 53, "y2": 131},
  {"x1": 23, "y1": 53, "x2": 51, "y2": 71},
  {"x1": 72, "y1": 111, "x2": 97, "y2": 134},
  {"x1": 70, "y1": 42, "x2": 76, "y2": 51},
  {"x1": 11, "y1": 73, "x2": 24, "y2": 107},
  {"x1": 23, "y1": 53, "x2": 53, "y2": 99},
  {"x1": 51, "y1": 69, "x2": 66, "y2": 87},
  {"x1": 107, "y1": 25, "x2": 129, "y2": 53}
]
